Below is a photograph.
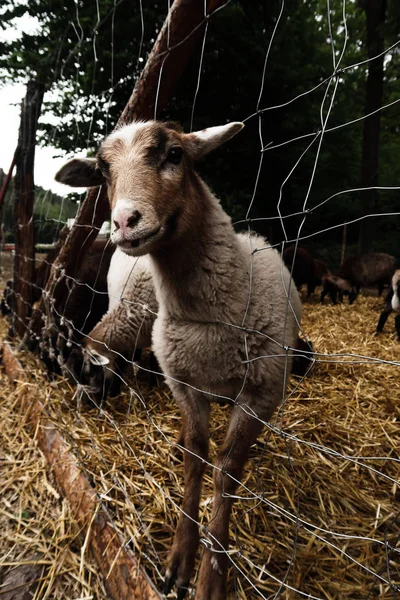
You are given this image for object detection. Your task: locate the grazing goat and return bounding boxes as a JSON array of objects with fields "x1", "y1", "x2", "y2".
[
  {"x1": 282, "y1": 245, "x2": 318, "y2": 297},
  {"x1": 376, "y1": 270, "x2": 400, "y2": 338},
  {"x1": 56, "y1": 120, "x2": 302, "y2": 600},
  {"x1": 320, "y1": 274, "x2": 355, "y2": 305},
  {"x1": 292, "y1": 337, "x2": 314, "y2": 376},
  {"x1": 65, "y1": 247, "x2": 158, "y2": 399},
  {"x1": 338, "y1": 252, "x2": 397, "y2": 302},
  {"x1": 314, "y1": 258, "x2": 329, "y2": 283}
]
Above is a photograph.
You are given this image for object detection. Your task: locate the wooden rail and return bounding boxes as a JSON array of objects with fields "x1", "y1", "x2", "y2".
[{"x1": 1, "y1": 340, "x2": 162, "y2": 600}]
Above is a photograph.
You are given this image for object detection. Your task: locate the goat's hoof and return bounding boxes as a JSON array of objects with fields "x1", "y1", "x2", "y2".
[
  {"x1": 177, "y1": 582, "x2": 189, "y2": 600},
  {"x1": 164, "y1": 570, "x2": 177, "y2": 595},
  {"x1": 164, "y1": 568, "x2": 189, "y2": 598}
]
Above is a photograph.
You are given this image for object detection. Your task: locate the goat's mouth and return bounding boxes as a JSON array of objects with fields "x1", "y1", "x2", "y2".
[{"x1": 115, "y1": 225, "x2": 162, "y2": 255}]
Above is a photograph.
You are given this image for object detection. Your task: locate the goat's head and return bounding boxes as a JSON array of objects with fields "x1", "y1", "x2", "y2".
[
  {"x1": 55, "y1": 120, "x2": 243, "y2": 256},
  {"x1": 64, "y1": 344, "x2": 122, "y2": 401}
]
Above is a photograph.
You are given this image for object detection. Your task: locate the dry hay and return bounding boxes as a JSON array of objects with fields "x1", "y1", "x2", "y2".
[
  {"x1": 1, "y1": 293, "x2": 399, "y2": 599},
  {"x1": 0, "y1": 361, "x2": 108, "y2": 599}
]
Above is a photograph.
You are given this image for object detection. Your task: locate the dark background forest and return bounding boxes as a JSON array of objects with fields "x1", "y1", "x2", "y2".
[{"x1": 0, "y1": 0, "x2": 399, "y2": 268}]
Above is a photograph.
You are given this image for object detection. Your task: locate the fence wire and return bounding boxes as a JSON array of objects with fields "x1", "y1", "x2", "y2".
[{"x1": 1, "y1": 1, "x2": 400, "y2": 599}]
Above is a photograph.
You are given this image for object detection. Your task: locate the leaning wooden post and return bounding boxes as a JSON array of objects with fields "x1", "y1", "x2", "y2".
[
  {"x1": 0, "y1": 148, "x2": 18, "y2": 209},
  {"x1": 25, "y1": 0, "x2": 225, "y2": 344},
  {"x1": 13, "y1": 80, "x2": 45, "y2": 338}
]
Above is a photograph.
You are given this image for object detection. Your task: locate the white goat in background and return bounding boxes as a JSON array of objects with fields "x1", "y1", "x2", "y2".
[{"x1": 65, "y1": 246, "x2": 157, "y2": 399}]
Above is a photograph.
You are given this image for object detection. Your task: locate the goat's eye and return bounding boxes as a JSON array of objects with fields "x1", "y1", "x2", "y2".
[{"x1": 166, "y1": 147, "x2": 183, "y2": 165}]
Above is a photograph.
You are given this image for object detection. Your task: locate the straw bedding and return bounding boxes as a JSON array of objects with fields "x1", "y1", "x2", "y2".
[
  {"x1": 0, "y1": 292, "x2": 399, "y2": 599},
  {"x1": 0, "y1": 369, "x2": 108, "y2": 599}
]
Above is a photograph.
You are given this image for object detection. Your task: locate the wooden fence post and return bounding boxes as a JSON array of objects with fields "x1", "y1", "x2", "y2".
[
  {"x1": 13, "y1": 80, "x2": 45, "y2": 337},
  {"x1": 25, "y1": 0, "x2": 225, "y2": 344},
  {"x1": 0, "y1": 149, "x2": 18, "y2": 209}
]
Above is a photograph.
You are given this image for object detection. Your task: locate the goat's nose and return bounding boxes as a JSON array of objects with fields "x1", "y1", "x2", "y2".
[{"x1": 113, "y1": 210, "x2": 142, "y2": 231}]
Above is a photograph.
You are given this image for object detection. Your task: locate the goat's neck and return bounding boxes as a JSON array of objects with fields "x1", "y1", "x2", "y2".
[{"x1": 151, "y1": 177, "x2": 246, "y2": 321}]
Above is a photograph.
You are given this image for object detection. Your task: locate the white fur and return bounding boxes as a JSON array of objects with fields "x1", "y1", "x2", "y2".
[
  {"x1": 91, "y1": 248, "x2": 156, "y2": 358},
  {"x1": 88, "y1": 348, "x2": 110, "y2": 366},
  {"x1": 107, "y1": 121, "x2": 148, "y2": 146},
  {"x1": 195, "y1": 123, "x2": 243, "y2": 142},
  {"x1": 210, "y1": 555, "x2": 222, "y2": 574},
  {"x1": 192, "y1": 123, "x2": 244, "y2": 157},
  {"x1": 392, "y1": 292, "x2": 400, "y2": 312},
  {"x1": 107, "y1": 246, "x2": 151, "y2": 311},
  {"x1": 391, "y1": 271, "x2": 400, "y2": 312},
  {"x1": 69, "y1": 247, "x2": 157, "y2": 388}
]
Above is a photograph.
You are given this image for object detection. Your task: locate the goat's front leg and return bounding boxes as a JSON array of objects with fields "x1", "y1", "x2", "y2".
[
  {"x1": 165, "y1": 388, "x2": 210, "y2": 599},
  {"x1": 196, "y1": 403, "x2": 263, "y2": 600}
]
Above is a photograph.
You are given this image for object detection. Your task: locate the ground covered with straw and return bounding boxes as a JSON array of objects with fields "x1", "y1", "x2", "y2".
[
  {"x1": 0, "y1": 364, "x2": 108, "y2": 599},
  {"x1": 1, "y1": 292, "x2": 399, "y2": 599}
]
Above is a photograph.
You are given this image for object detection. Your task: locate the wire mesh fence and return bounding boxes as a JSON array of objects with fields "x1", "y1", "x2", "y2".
[{"x1": 1, "y1": 0, "x2": 400, "y2": 598}]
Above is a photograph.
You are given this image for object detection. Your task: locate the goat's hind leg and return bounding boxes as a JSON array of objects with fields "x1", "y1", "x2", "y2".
[
  {"x1": 165, "y1": 387, "x2": 210, "y2": 599},
  {"x1": 376, "y1": 308, "x2": 392, "y2": 334},
  {"x1": 196, "y1": 402, "x2": 264, "y2": 600}
]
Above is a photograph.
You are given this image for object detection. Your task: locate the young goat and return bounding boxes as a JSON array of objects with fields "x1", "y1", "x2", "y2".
[
  {"x1": 320, "y1": 273, "x2": 356, "y2": 305},
  {"x1": 56, "y1": 120, "x2": 302, "y2": 600}
]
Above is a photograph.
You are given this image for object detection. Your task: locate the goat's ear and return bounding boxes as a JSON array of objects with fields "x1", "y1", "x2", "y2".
[
  {"x1": 87, "y1": 349, "x2": 110, "y2": 366},
  {"x1": 184, "y1": 122, "x2": 244, "y2": 160},
  {"x1": 55, "y1": 158, "x2": 105, "y2": 187}
]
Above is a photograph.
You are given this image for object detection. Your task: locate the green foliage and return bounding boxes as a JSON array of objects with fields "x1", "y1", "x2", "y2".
[
  {"x1": 1, "y1": 179, "x2": 77, "y2": 244},
  {"x1": 0, "y1": 0, "x2": 164, "y2": 151}
]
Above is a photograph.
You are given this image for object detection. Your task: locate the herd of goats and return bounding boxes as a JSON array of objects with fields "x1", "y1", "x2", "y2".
[{"x1": 2, "y1": 120, "x2": 400, "y2": 599}]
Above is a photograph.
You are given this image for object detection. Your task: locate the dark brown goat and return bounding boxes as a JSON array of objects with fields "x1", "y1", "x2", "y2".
[
  {"x1": 320, "y1": 274, "x2": 355, "y2": 305},
  {"x1": 283, "y1": 246, "x2": 324, "y2": 297},
  {"x1": 338, "y1": 253, "x2": 398, "y2": 303},
  {"x1": 314, "y1": 258, "x2": 330, "y2": 283}
]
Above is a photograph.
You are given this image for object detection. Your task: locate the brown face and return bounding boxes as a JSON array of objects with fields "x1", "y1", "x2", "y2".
[
  {"x1": 99, "y1": 121, "x2": 188, "y2": 256},
  {"x1": 55, "y1": 120, "x2": 244, "y2": 257}
]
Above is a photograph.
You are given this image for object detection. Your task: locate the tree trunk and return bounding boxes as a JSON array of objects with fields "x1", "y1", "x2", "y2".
[
  {"x1": 340, "y1": 223, "x2": 347, "y2": 265},
  {"x1": 13, "y1": 80, "x2": 45, "y2": 338},
  {"x1": 26, "y1": 0, "x2": 226, "y2": 344},
  {"x1": 358, "y1": 0, "x2": 387, "y2": 254}
]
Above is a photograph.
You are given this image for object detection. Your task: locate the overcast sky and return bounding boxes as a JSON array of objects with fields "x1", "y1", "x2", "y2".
[{"x1": 0, "y1": 13, "x2": 80, "y2": 196}]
